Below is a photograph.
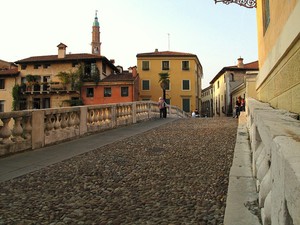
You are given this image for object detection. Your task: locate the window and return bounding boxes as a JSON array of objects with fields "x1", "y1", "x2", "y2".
[
  {"x1": 34, "y1": 64, "x2": 41, "y2": 69},
  {"x1": 182, "y1": 98, "x2": 190, "y2": 112},
  {"x1": 162, "y1": 61, "x2": 169, "y2": 70},
  {"x1": 142, "y1": 61, "x2": 150, "y2": 70},
  {"x1": 182, "y1": 61, "x2": 190, "y2": 70},
  {"x1": 72, "y1": 62, "x2": 78, "y2": 67},
  {"x1": 217, "y1": 81, "x2": 220, "y2": 89},
  {"x1": 43, "y1": 64, "x2": 51, "y2": 69},
  {"x1": 0, "y1": 100, "x2": 4, "y2": 112},
  {"x1": 86, "y1": 88, "x2": 94, "y2": 97},
  {"x1": 142, "y1": 80, "x2": 150, "y2": 90},
  {"x1": 0, "y1": 79, "x2": 4, "y2": 89},
  {"x1": 19, "y1": 98, "x2": 27, "y2": 110},
  {"x1": 263, "y1": 0, "x2": 270, "y2": 34},
  {"x1": 121, "y1": 87, "x2": 129, "y2": 97},
  {"x1": 182, "y1": 80, "x2": 190, "y2": 90},
  {"x1": 104, "y1": 87, "x2": 111, "y2": 97},
  {"x1": 230, "y1": 73, "x2": 234, "y2": 81},
  {"x1": 21, "y1": 64, "x2": 27, "y2": 70}
]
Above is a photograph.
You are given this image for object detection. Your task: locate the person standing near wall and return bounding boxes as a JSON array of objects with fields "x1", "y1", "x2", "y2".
[{"x1": 233, "y1": 96, "x2": 242, "y2": 118}]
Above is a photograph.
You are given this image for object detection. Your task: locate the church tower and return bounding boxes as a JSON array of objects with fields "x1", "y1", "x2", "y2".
[{"x1": 91, "y1": 10, "x2": 101, "y2": 55}]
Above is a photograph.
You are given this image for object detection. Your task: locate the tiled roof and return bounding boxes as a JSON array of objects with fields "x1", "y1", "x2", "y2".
[
  {"x1": 137, "y1": 50, "x2": 197, "y2": 57},
  {"x1": 136, "y1": 50, "x2": 202, "y2": 69},
  {"x1": 15, "y1": 53, "x2": 119, "y2": 72},
  {"x1": 0, "y1": 68, "x2": 19, "y2": 76},
  {"x1": 15, "y1": 53, "x2": 106, "y2": 63},
  {"x1": 210, "y1": 60, "x2": 259, "y2": 84},
  {"x1": 101, "y1": 72, "x2": 136, "y2": 82}
]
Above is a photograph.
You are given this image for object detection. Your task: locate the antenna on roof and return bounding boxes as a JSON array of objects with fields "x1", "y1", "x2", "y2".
[{"x1": 167, "y1": 33, "x2": 170, "y2": 51}]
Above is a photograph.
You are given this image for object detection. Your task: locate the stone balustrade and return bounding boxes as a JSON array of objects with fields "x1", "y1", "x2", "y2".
[
  {"x1": 0, "y1": 101, "x2": 187, "y2": 157},
  {"x1": 247, "y1": 98, "x2": 300, "y2": 225}
]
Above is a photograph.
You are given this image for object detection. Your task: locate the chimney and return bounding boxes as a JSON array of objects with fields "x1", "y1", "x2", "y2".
[
  {"x1": 237, "y1": 57, "x2": 244, "y2": 68},
  {"x1": 131, "y1": 66, "x2": 138, "y2": 77},
  {"x1": 57, "y1": 43, "x2": 67, "y2": 59},
  {"x1": 110, "y1": 59, "x2": 115, "y2": 64},
  {"x1": 155, "y1": 48, "x2": 158, "y2": 52}
]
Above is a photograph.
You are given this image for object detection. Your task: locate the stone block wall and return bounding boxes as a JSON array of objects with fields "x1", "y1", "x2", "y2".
[{"x1": 247, "y1": 97, "x2": 300, "y2": 225}]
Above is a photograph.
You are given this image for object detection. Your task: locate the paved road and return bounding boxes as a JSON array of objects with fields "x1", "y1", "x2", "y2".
[{"x1": 0, "y1": 117, "x2": 238, "y2": 225}]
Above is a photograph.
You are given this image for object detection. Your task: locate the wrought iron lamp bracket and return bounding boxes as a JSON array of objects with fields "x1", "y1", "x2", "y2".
[{"x1": 214, "y1": 0, "x2": 256, "y2": 8}]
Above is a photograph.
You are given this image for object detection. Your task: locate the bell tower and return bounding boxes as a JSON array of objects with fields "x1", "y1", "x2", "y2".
[{"x1": 91, "y1": 10, "x2": 101, "y2": 55}]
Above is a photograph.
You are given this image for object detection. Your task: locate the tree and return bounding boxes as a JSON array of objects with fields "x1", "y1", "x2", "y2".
[
  {"x1": 12, "y1": 84, "x2": 20, "y2": 111},
  {"x1": 158, "y1": 72, "x2": 170, "y2": 100},
  {"x1": 56, "y1": 71, "x2": 70, "y2": 90}
]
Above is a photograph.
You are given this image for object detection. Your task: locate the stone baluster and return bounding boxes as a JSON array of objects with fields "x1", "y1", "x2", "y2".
[
  {"x1": 12, "y1": 117, "x2": 24, "y2": 142},
  {"x1": 106, "y1": 107, "x2": 112, "y2": 124},
  {"x1": 69, "y1": 112, "x2": 75, "y2": 128},
  {"x1": 23, "y1": 115, "x2": 32, "y2": 139},
  {"x1": 74, "y1": 111, "x2": 80, "y2": 128},
  {"x1": 45, "y1": 114, "x2": 54, "y2": 135},
  {"x1": 95, "y1": 109, "x2": 100, "y2": 125},
  {"x1": 60, "y1": 112, "x2": 69, "y2": 129},
  {"x1": 88, "y1": 110, "x2": 94, "y2": 125},
  {"x1": 54, "y1": 113, "x2": 61, "y2": 130},
  {"x1": 99, "y1": 108, "x2": 104, "y2": 125},
  {"x1": 0, "y1": 118, "x2": 12, "y2": 144}
]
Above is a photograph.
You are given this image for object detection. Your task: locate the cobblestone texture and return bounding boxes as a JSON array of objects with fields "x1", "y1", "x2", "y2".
[{"x1": 0, "y1": 118, "x2": 238, "y2": 225}]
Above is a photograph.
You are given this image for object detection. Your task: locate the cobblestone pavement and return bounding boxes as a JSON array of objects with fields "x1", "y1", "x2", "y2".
[{"x1": 0, "y1": 118, "x2": 238, "y2": 225}]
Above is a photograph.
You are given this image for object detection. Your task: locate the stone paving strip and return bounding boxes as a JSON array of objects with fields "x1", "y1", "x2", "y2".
[{"x1": 0, "y1": 118, "x2": 238, "y2": 225}]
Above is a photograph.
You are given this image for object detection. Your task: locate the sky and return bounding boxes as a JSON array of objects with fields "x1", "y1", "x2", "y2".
[{"x1": 0, "y1": 0, "x2": 258, "y2": 88}]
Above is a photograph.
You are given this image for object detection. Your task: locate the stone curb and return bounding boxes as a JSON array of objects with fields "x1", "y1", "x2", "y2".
[{"x1": 224, "y1": 112, "x2": 261, "y2": 225}]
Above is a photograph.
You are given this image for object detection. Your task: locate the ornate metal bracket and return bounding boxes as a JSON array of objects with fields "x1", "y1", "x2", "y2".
[{"x1": 214, "y1": 0, "x2": 256, "y2": 8}]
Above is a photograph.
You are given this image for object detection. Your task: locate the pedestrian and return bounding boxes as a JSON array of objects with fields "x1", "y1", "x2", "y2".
[
  {"x1": 233, "y1": 96, "x2": 242, "y2": 118},
  {"x1": 241, "y1": 98, "x2": 245, "y2": 111},
  {"x1": 158, "y1": 97, "x2": 167, "y2": 118}
]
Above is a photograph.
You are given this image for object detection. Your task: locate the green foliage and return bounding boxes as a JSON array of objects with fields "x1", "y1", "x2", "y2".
[
  {"x1": 63, "y1": 99, "x2": 83, "y2": 106},
  {"x1": 25, "y1": 74, "x2": 36, "y2": 83},
  {"x1": 91, "y1": 65, "x2": 100, "y2": 85},
  {"x1": 12, "y1": 84, "x2": 20, "y2": 111},
  {"x1": 56, "y1": 71, "x2": 70, "y2": 87},
  {"x1": 158, "y1": 72, "x2": 170, "y2": 100},
  {"x1": 158, "y1": 72, "x2": 170, "y2": 83}
]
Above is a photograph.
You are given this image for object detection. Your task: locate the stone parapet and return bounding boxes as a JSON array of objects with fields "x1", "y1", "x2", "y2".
[
  {"x1": 0, "y1": 101, "x2": 188, "y2": 157},
  {"x1": 247, "y1": 98, "x2": 300, "y2": 225}
]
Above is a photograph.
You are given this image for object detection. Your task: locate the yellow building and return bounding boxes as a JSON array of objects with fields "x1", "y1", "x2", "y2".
[
  {"x1": 14, "y1": 43, "x2": 118, "y2": 110},
  {"x1": 136, "y1": 49, "x2": 203, "y2": 112},
  {"x1": 0, "y1": 60, "x2": 19, "y2": 112},
  {"x1": 256, "y1": 0, "x2": 300, "y2": 114}
]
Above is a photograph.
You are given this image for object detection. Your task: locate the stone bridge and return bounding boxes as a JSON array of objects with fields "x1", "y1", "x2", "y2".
[{"x1": 0, "y1": 99, "x2": 299, "y2": 225}]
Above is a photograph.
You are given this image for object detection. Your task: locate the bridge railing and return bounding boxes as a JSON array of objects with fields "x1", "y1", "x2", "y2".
[
  {"x1": 246, "y1": 97, "x2": 300, "y2": 225},
  {"x1": 0, "y1": 101, "x2": 187, "y2": 157}
]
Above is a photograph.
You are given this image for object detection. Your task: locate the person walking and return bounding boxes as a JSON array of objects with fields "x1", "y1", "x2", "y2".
[{"x1": 158, "y1": 97, "x2": 167, "y2": 118}]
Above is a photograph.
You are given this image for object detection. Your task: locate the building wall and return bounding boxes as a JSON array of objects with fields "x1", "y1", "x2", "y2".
[
  {"x1": 82, "y1": 83, "x2": 135, "y2": 105},
  {"x1": 137, "y1": 56, "x2": 202, "y2": 112},
  {"x1": 0, "y1": 77, "x2": 16, "y2": 112},
  {"x1": 212, "y1": 74, "x2": 226, "y2": 117},
  {"x1": 256, "y1": 0, "x2": 300, "y2": 114},
  {"x1": 201, "y1": 85, "x2": 213, "y2": 117}
]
